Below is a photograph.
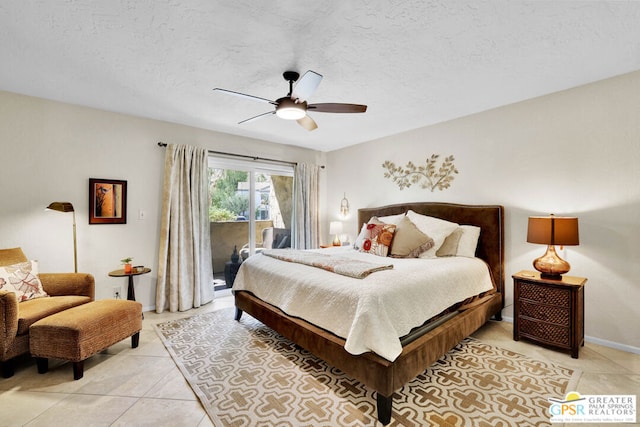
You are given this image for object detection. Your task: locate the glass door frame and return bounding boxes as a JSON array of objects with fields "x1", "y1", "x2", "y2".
[{"x1": 208, "y1": 155, "x2": 294, "y2": 258}]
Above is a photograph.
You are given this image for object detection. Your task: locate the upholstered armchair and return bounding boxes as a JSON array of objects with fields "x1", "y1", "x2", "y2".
[{"x1": 0, "y1": 247, "x2": 95, "y2": 377}]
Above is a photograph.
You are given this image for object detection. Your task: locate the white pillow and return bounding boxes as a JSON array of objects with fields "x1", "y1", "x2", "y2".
[
  {"x1": 0, "y1": 260, "x2": 48, "y2": 302},
  {"x1": 378, "y1": 212, "x2": 405, "y2": 225},
  {"x1": 436, "y1": 225, "x2": 482, "y2": 258},
  {"x1": 353, "y1": 223, "x2": 368, "y2": 249},
  {"x1": 406, "y1": 210, "x2": 459, "y2": 258},
  {"x1": 456, "y1": 225, "x2": 481, "y2": 257}
]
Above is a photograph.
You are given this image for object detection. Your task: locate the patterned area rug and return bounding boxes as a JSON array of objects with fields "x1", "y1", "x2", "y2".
[{"x1": 154, "y1": 308, "x2": 580, "y2": 426}]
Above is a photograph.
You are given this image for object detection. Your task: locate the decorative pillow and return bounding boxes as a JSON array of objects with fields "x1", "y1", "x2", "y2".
[
  {"x1": 354, "y1": 214, "x2": 405, "y2": 250},
  {"x1": 437, "y1": 225, "x2": 481, "y2": 257},
  {"x1": 357, "y1": 218, "x2": 397, "y2": 257},
  {"x1": 0, "y1": 260, "x2": 48, "y2": 302},
  {"x1": 405, "y1": 210, "x2": 459, "y2": 259},
  {"x1": 436, "y1": 228, "x2": 463, "y2": 257},
  {"x1": 456, "y1": 225, "x2": 481, "y2": 257},
  {"x1": 353, "y1": 223, "x2": 368, "y2": 250},
  {"x1": 390, "y1": 216, "x2": 435, "y2": 258},
  {"x1": 378, "y1": 212, "x2": 406, "y2": 225},
  {"x1": 274, "y1": 233, "x2": 290, "y2": 249}
]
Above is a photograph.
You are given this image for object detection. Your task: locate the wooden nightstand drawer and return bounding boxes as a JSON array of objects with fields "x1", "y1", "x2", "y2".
[
  {"x1": 519, "y1": 301, "x2": 570, "y2": 324},
  {"x1": 519, "y1": 318, "x2": 570, "y2": 346},
  {"x1": 513, "y1": 271, "x2": 587, "y2": 358},
  {"x1": 519, "y1": 282, "x2": 570, "y2": 306}
]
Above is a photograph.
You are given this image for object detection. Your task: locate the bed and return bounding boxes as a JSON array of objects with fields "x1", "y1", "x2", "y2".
[{"x1": 233, "y1": 202, "x2": 504, "y2": 424}]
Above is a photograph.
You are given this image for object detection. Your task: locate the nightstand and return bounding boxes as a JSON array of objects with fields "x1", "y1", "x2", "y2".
[{"x1": 513, "y1": 270, "x2": 587, "y2": 358}]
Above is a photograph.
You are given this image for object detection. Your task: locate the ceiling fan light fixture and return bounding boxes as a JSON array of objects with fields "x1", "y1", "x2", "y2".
[
  {"x1": 214, "y1": 70, "x2": 367, "y2": 131},
  {"x1": 276, "y1": 98, "x2": 307, "y2": 120}
]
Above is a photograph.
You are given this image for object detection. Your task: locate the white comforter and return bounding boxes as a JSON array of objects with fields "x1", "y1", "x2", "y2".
[{"x1": 232, "y1": 246, "x2": 494, "y2": 362}]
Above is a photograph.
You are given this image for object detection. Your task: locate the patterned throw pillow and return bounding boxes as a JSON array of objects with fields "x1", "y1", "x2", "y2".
[
  {"x1": 0, "y1": 260, "x2": 48, "y2": 302},
  {"x1": 357, "y1": 218, "x2": 397, "y2": 257}
]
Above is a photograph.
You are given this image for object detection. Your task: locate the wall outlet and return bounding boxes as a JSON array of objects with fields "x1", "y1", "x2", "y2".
[{"x1": 112, "y1": 286, "x2": 121, "y2": 299}]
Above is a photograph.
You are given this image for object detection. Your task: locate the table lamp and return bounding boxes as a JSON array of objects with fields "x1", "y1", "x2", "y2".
[
  {"x1": 329, "y1": 221, "x2": 343, "y2": 246},
  {"x1": 46, "y1": 202, "x2": 77, "y2": 273},
  {"x1": 527, "y1": 214, "x2": 579, "y2": 279}
]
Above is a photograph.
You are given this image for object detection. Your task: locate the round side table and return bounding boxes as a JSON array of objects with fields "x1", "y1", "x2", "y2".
[{"x1": 108, "y1": 267, "x2": 151, "y2": 302}]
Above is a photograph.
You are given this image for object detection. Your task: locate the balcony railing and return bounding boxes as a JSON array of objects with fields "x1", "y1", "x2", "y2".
[{"x1": 210, "y1": 219, "x2": 274, "y2": 275}]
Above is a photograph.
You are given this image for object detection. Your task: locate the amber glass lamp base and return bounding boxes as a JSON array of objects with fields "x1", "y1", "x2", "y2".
[{"x1": 533, "y1": 245, "x2": 570, "y2": 280}]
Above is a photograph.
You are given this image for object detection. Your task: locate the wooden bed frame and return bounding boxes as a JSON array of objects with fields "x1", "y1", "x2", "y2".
[{"x1": 234, "y1": 202, "x2": 504, "y2": 424}]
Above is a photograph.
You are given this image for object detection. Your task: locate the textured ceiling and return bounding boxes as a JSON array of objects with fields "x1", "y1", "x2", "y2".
[{"x1": 1, "y1": 1, "x2": 640, "y2": 152}]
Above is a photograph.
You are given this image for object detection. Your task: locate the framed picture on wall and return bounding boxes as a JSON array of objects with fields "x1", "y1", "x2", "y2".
[{"x1": 88, "y1": 178, "x2": 127, "y2": 224}]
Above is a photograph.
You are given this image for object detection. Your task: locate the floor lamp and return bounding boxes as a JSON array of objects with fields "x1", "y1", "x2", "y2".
[{"x1": 46, "y1": 202, "x2": 77, "y2": 273}]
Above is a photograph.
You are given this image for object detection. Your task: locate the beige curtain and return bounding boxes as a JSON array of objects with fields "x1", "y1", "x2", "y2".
[
  {"x1": 292, "y1": 162, "x2": 320, "y2": 249},
  {"x1": 156, "y1": 144, "x2": 214, "y2": 313}
]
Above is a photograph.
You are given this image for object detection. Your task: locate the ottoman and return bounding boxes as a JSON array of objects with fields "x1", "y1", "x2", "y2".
[{"x1": 30, "y1": 299, "x2": 142, "y2": 380}]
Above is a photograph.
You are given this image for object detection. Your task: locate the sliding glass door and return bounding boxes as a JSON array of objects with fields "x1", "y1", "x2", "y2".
[{"x1": 208, "y1": 156, "x2": 294, "y2": 287}]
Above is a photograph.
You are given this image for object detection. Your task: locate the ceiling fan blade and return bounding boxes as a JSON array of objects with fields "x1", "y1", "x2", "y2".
[
  {"x1": 307, "y1": 103, "x2": 367, "y2": 113},
  {"x1": 213, "y1": 88, "x2": 277, "y2": 105},
  {"x1": 297, "y1": 115, "x2": 318, "y2": 131},
  {"x1": 291, "y1": 70, "x2": 323, "y2": 102},
  {"x1": 238, "y1": 111, "x2": 275, "y2": 124}
]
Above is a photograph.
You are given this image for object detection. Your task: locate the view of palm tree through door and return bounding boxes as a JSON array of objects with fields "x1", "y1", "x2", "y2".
[{"x1": 208, "y1": 156, "x2": 294, "y2": 290}]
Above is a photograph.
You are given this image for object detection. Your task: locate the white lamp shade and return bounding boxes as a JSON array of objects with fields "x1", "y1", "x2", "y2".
[{"x1": 329, "y1": 221, "x2": 343, "y2": 235}]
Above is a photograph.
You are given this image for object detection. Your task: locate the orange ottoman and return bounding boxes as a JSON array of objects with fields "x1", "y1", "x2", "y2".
[{"x1": 30, "y1": 299, "x2": 142, "y2": 379}]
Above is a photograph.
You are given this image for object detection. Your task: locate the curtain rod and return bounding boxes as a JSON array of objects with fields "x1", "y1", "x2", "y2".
[{"x1": 157, "y1": 142, "x2": 324, "y2": 169}]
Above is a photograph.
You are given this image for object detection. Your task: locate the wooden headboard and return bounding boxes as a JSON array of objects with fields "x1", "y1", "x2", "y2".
[{"x1": 358, "y1": 202, "x2": 505, "y2": 306}]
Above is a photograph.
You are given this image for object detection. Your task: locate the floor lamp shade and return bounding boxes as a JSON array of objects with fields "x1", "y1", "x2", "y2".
[
  {"x1": 46, "y1": 202, "x2": 78, "y2": 273},
  {"x1": 527, "y1": 214, "x2": 579, "y2": 279}
]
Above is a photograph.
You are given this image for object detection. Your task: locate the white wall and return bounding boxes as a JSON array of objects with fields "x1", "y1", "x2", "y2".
[
  {"x1": 2, "y1": 68, "x2": 638, "y2": 351},
  {"x1": 0, "y1": 90, "x2": 325, "y2": 312},
  {"x1": 325, "y1": 70, "x2": 640, "y2": 353}
]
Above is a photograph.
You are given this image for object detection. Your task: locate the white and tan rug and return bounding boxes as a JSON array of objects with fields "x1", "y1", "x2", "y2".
[{"x1": 155, "y1": 308, "x2": 580, "y2": 426}]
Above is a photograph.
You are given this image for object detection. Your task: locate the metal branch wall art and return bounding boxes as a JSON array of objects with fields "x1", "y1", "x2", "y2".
[{"x1": 382, "y1": 155, "x2": 458, "y2": 192}]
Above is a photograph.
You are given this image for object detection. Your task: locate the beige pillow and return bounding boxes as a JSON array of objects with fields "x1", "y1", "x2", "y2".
[
  {"x1": 406, "y1": 210, "x2": 459, "y2": 258},
  {"x1": 436, "y1": 228, "x2": 463, "y2": 257},
  {"x1": 437, "y1": 225, "x2": 482, "y2": 257},
  {"x1": 390, "y1": 216, "x2": 435, "y2": 258}
]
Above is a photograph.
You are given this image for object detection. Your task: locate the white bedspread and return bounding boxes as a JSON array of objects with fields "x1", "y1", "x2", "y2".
[{"x1": 232, "y1": 246, "x2": 494, "y2": 362}]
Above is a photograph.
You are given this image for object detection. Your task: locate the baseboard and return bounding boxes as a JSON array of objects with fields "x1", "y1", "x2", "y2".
[
  {"x1": 499, "y1": 316, "x2": 640, "y2": 355},
  {"x1": 141, "y1": 289, "x2": 230, "y2": 314},
  {"x1": 585, "y1": 336, "x2": 640, "y2": 355}
]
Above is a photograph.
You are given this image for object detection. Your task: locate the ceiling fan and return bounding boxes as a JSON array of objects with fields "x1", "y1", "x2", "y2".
[{"x1": 213, "y1": 70, "x2": 367, "y2": 131}]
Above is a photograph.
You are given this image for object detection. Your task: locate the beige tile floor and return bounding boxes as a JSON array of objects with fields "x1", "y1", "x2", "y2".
[{"x1": 1, "y1": 291, "x2": 638, "y2": 426}]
